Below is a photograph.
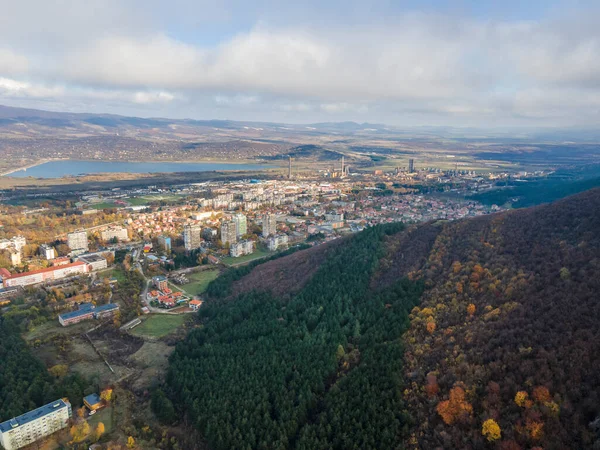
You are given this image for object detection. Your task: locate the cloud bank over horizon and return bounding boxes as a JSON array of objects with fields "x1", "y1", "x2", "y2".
[{"x1": 1, "y1": 0, "x2": 599, "y2": 127}]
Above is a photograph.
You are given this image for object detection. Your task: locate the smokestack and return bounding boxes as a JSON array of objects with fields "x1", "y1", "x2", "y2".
[
  {"x1": 288, "y1": 156, "x2": 292, "y2": 179},
  {"x1": 341, "y1": 156, "x2": 345, "y2": 176}
]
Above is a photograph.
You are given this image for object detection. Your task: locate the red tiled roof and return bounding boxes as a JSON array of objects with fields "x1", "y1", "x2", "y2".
[{"x1": 6, "y1": 261, "x2": 87, "y2": 279}]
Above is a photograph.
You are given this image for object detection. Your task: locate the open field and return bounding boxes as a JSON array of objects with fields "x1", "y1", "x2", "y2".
[
  {"x1": 90, "y1": 202, "x2": 117, "y2": 209},
  {"x1": 222, "y1": 248, "x2": 273, "y2": 266},
  {"x1": 125, "y1": 197, "x2": 149, "y2": 206},
  {"x1": 97, "y1": 267, "x2": 127, "y2": 282},
  {"x1": 88, "y1": 406, "x2": 114, "y2": 434},
  {"x1": 179, "y1": 270, "x2": 220, "y2": 296},
  {"x1": 130, "y1": 314, "x2": 189, "y2": 338},
  {"x1": 24, "y1": 319, "x2": 91, "y2": 342}
]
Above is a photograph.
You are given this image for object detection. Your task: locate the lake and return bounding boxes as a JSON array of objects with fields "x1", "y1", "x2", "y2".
[{"x1": 7, "y1": 160, "x2": 274, "y2": 178}]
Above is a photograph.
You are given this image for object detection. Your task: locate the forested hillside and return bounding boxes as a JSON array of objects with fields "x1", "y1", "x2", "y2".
[
  {"x1": 168, "y1": 223, "x2": 423, "y2": 450},
  {"x1": 166, "y1": 188, "x2": 600, "y2": 450},
  {"x1": 403, "y1": 188, "x2": 600, "y2": 449},
  {"x1": 0, "y1": 318, "x2": 94, "y2": 420}
]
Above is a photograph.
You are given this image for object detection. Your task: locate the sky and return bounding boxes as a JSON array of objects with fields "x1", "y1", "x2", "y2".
[{"x1": 0, "y1": 0, "x2": 599, "y2": 127}]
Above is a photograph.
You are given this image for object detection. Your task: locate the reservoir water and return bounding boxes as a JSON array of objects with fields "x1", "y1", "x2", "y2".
[{"x1": 7, "y1": 160, "x2": 274, "y2": 178}]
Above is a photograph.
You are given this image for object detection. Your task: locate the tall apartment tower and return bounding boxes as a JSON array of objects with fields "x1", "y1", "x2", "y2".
[
  {"x1": 341, "y1": 156, "x2": 345, "y2": 177},
  {"x1": 233, "y1": 213, "x2": 247, "y2": 238},
  {"x1": 67, "y1": 230, "x2": 88, "y2": 252},
  {"x1": 288, "y1": 156, "x2": 293, "y2": 179},
  {"x1": 183, "y1": 224, "x2": 202, "y2": 251},
  {"x1": 408, "y1": 159, "x2": 415, "y2": 173},
  {"x1": 262, "y1": 214, "x2": 277, "y2": 238},
  {"x1": 220, "y1": 221, "x2": 238, "y2": 246}
]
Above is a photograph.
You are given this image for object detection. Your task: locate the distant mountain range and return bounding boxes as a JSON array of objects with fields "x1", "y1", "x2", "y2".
[
  {"x1": 3, "y1": 104, "x2": 600, "y2": 141},
  {"x1": 0, "y1": 104, "x2": 388, "y2": 135}
]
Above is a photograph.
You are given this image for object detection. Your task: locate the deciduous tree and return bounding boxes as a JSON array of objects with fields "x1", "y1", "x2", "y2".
[{"x1": 482, "y1": 419, "x2": 501, "y2": 442}]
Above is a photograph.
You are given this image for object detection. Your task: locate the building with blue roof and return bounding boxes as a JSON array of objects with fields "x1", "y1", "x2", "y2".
[
  {"x1": 58, "y1": 302, "x2": 120, "y2": 326},
  {"x1": 83, "y1": 394, "x2": 103, "y2": 411},
  {"x1": 0, "y1": 399, "x2": 72, "y2": 450}
]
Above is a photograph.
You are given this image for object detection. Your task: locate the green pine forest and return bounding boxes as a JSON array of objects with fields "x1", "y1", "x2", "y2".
[{"x1": 166, "y1": 223, "x2": 424, "y2": 450}]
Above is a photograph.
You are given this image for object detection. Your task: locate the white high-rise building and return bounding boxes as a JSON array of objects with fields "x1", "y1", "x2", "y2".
[
  {"x1": 262, "y1": 214, "x2": 277, "y2": 238},
  {"x1": 0, "y1": 236, "x2": 27, "y2": 252},
  {"x1": 0, "y1": 399, "x2": 72, "y2": 450},
  {"x1": 10, "y1": 236, "x2": 26, "y2": 252},
  {"x1": 67, "y1": 230, "x2": 88, "y2": 252},
  {"x1": 230, "y1": 240, "x2": 255, "y2": 257},
  {"x1": 233, "y1": 213, "x2": 247, "y2": 238},
  {"x1": 39, "y1": 244, "x2": 56, "y2": 260},
  {"x1": 101, "y1": 227, "x2": 129, "y2": 242},
  {"x1": 266, "y1": 234, "x2": 289, "y2": 251},
  {"x1": 221, "y1": 221, "x2": 237, "y2": 245},
  {"x1": 183, "y1": 224, "x2": 202, "y2": 251}
]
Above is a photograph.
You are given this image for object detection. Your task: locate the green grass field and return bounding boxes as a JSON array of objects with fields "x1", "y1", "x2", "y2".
[
  {"x1": 90, "y1": 202, "x2": 117, "y2": 210},
  {"x1": 98, "y1": 267, "x2": 127, "y2": 283},
  {"x1": 126, "y1": 197, "x2": 149, "y2": 206},
  {"x1": 179, "y1": 270, "x2": 220, "y2": 296},
  {"x1": 130, "y1": 314, "x2": 189, "y2": 338},
  {"x1": 88, "y1": 405, "x2": 113, "y2": 434},
  {"x1": 222, "y1": 248, "x2": 273, "y2": 266}
]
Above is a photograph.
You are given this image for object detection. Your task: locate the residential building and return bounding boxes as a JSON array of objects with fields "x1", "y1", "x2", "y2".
[
  {"x1": 3, "y1": 261, "x2": 90, "y2": 288},
  {"x1": 67, "y1": 230, "x2": 88, "y2": 252},
  {"x1": 11, "y1": 236, "x2": 26, "y2": 252},
  {"x1": 152, "y1": 275, "x2": 168, "y2": 291},
  {"x1": 221, "y1": 220, "x2": 237, "y2": 245},
  {"x1": 230, "y1": 239, "x2": 254, "y2": 257},
  {"x1": 190, "y1": 299, "x2": 203, "y2": 310},
  {"x1": 191, "y1": 211, "x2": 214, "y2": 220},
  {"x1": 101, "y1": 226, "x2": 129, "y2": 242},
  {"x1": 266, "y1": 234, "x2": 289, "y2": 251},
  {"x1": 183, "y1": 224, "x2": 202, "y2": 251},
  {"x1": 77, "y1": 254, "x2": 108, "y2": 271},
  {"x1": 158, "y1": 235, "x2": 172, "y2": 252},
  {"x1": 0, "y1": 399, "x2": 72, "y2": 450},
  {"x1": 325, "y1": 213, "x2": 344, "y2": 222},
  {"x1": 39, "y1": 244, "x2": 56, "y2": 260},
  {"x1": 233, "y1": 213, "x2": 247, "y2": 238},
  {"x1": 0, "y1": 236, "x2": 26, "y2": 252},
  {"x1": 8, "y1": 249, "x2": 21, "y2": 266},
  {"x1": 262, "y1": 214, "x2": 277, "y2": 237}
]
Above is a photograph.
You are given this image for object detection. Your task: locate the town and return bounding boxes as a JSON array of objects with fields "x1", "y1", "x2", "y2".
[{"x1": 0, "y1": 162, "x2": 524, "y2": 449}]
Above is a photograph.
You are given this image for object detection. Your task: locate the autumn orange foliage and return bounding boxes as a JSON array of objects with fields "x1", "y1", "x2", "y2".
[
  {"x1": 467, "y1": 303, "x2": 476, "y2": 316},
  {"x1": 437, "y1": 386, "x2": 473, "y2": 425},
  {"x1": 526, "y1": 419, "x2": 544, "y2": 440},
  {"x1": 426, "y1": 321, "x2": 436, "y2": 334},
  {"x1": 533, "y1": 386, "x2": 551, "y2": 403}
]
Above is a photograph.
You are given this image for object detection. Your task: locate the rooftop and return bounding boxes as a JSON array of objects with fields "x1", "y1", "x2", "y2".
[
  {"x1": 78, "y1": 254, "x2": 106, "y2": 263},
  {"x1": 0, "y1": 399, "x2": 70, "y2": 432},
  {"x1": 6, "y1": 261, "x2": 86, "y2": 280},
  {"x1": 84, "y1": 393, "x2": 101, "y2": 406}
]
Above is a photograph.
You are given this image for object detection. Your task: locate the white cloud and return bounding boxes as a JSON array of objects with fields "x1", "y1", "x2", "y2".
[
  {"x1": 0, "y1": 78, "x2": 64, "y2": 98},
  {"x1": 133, "y1": 91, "x2": 176, "y2": 104},
  {"x1": 1, "y1": 3, "x2": 600, "y2": 126},
  {"x1": 0, "y1": 49, "x2": 29, "y2": 76}
]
